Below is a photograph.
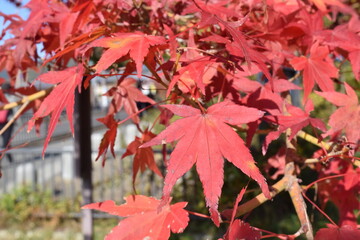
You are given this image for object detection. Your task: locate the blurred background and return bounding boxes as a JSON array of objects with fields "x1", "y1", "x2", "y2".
[{"x1": 1, "y1": 1, "x2": 355, "y2": 240}]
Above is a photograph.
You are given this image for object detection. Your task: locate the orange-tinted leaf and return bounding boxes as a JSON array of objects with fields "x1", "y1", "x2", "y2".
[
  {"x1": 91, "y1": 32, "x2": 166, "y2": 77},
  {"x1": 28, "y1": 64, "x2": 84, "y2": 156},
  {"x1": 122, "y1": 129, "x2": 163, "y2": 185},
  {"x1": 82, "y1": 195, "x2": 189, "y2": 240},
  {"x1": 167, "y1": 57, "x2": 219, "y2": 96},
  {"x1": 44, "y1": 26, "x2": 107, "y2": 65},
  {"x1": 106, "y1": 78, "x2": 155, "y2": 124},
  {"x1": 142, "y1": 101, "x2": 270, "y2": 226}
]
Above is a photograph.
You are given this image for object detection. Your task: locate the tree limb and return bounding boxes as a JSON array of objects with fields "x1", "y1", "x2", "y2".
[{"x1": 0, "y1": 87, "x2": 53, "y2": 111}]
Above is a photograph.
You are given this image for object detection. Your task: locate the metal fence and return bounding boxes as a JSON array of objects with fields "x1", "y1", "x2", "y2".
[
  {"x1": 0, "y1": 147, "x2": 164, "y2": 207},
  {"x1": 9, "y1": 110, "x2": 107, "y2": 147}
]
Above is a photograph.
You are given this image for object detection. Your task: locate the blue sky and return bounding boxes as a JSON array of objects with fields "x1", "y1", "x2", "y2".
[
  {"x1": 1, "y1": 0, "x2": 30, "y2": 17},
  {"x1": 1, "y1": 0, "x2": 30, "y2": 42}
]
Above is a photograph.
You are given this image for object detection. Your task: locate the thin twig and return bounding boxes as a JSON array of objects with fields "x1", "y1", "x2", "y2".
[
  {"x1": 144, "y1": 61, "x2": 168, "y2": 88},
  {"x1": 0, "y1": 87, "x2": 53, "y2": 111},
  {"x1": 0, "y1": 101, "x2": 29, "y2": 135},
  {"x1": 302, "y1": 193, "x2": 338, "y2": 227}
]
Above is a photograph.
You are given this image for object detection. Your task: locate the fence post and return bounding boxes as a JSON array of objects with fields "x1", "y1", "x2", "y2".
[{"x1": 74, "y1": 83, "x2": 93, "y2": 240}]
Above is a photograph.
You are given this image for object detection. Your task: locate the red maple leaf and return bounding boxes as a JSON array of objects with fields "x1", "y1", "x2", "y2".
[
  {"x1": 141, "y1": 101, "x2": 270, "y2": 226},
  {"x1": 82, "y1": 195, "x2": 189, "y2": 240},
  {"x1": 106, "y1": 78, "x2": 156, "y2": 124},
  {"x1": 199, "y1": 30, "x2": 272, "y2": 84},
  {"x1": 167, "y1": 57, "x2": 219, "y2": 97},
  {"x1": 221, "y1": 187, "x2": 262, "y2": 240},
  {"x1": 315, "y1": 224, "x2": 360, "y2": 240},
  {"x1": 90, "y1": 32, "x2": 166, "y2": 77},
  {"x1": 317, "y1": 160, "x2": 360, "y2": 227},
  {"x1": 165, "y1": 29, "x2": 219, "y2": 97},
  {"x1": 58, "y1": 10, "x2": 79, "y2": 49},
  {"x1": 122, "y1": 129, "x2": 163, "y2": 186},
  {"x1": 264, "y1": 100, "x2": 326, "y2": 150},
  {"x1": 316, "y1": 83, "x2": 360, "y2": 143},
  {"x1": 240, "y1": 78, "x2": 299, "y2": 147},
  {"x1": 315, "y1": 16, "x2": 360, "y2": 81},
  {"x1": 13, "y1": 0, "x2": 53, "y2": 62},
  {"x1": 28, "y1": 64, "x2": 84, "y2": 155},
  {"x1": 96, "y1": 114, "x2": 118, "y2": 165},
  {"x1": 290, "y1": 43, "x2": 338, "y2": 100},
  {"x1": 225, "y1": 220, "x2": 262, "y2": 240}
]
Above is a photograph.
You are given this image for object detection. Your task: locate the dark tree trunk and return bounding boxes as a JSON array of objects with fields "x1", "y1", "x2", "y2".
[{"x1": 74, "y1": 84, "x2": 93, "y2": 240}]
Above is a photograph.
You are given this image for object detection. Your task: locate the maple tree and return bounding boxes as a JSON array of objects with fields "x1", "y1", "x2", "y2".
[{"x1": 0, "y1": 0, "x2": 360, "y2": 239}]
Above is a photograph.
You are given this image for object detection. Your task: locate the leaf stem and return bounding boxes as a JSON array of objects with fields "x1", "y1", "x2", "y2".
[
  {"x1": 302, "y1": 193, "x2": 338, "y2": 227},
  {"x1": 186, "y1": 210, "x2": 211, "y2": 219},
  {"x1": 144, "y1": 61, "x2": 168, "y2": 89},
  {"x1": 303, "y1": 173, "x2": 347, "y2": 192}
]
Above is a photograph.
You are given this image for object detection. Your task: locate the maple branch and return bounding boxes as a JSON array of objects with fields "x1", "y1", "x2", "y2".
[
  {"x1": 288, "y1": 71, "x2": 301, "y2": 83},
  {"x1": 286, "y1": 173, "x2": 314, "y2": 240},
  {"x1": 0, "y1": 87, "x2": 53, "y2": 111},
  {"x1": 304, "y1": 158, "x2": 320, "y2": 164},
  {"x1": 299, "y1": 132, "x2": 360, "y2": 166},
  {"x1": 296, "y1": 130, "x2": 331, "y2": 150},
  {"x1": 285, "y1": 128, "x2": 314, "y2": 240},
  {"x1": 0, "y1": 101, "x2": 29, "y2": 136},
  {"x1": 224, "y1": 163, "x2": 294, "y2": 219}
]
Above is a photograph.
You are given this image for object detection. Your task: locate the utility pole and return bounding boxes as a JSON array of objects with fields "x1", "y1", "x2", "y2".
[{"x1": 74, "y1": 84, "x2": 93, "y2": 240}]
